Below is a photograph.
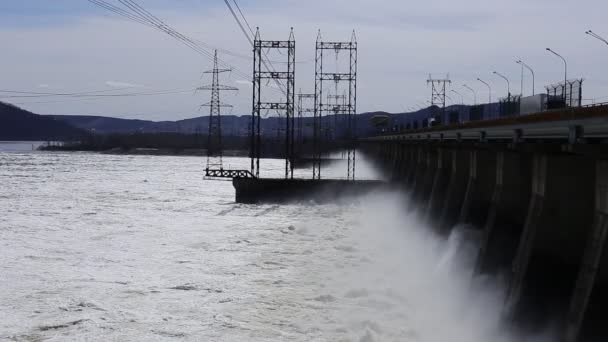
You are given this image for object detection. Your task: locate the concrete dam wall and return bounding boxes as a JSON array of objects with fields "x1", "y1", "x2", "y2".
[{"x1": 363, "y1": 139, "x2": 608, "y2": 341}]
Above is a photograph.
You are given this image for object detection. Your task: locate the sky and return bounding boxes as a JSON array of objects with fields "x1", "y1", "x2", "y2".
[{"x1": 1, "y1": 0, "x2": 608, "y2": 121}]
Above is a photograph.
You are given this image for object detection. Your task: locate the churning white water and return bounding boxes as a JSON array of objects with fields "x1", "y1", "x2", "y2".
[{"x1": 0, "y1": 150, "x2": 546, "y2": 341}]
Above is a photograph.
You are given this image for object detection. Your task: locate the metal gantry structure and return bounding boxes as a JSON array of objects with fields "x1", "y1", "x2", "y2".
[
  {"x1": 427, "y1": 74, "x2": 451, "y2": 124},
  {"x1": 297, "y1": 91, "x2": 315, "y2": 145},
  {"x1": 199, "y1": 50, "x2": 238, "y2": 176},
  {"x1": 251, "y1": 28, "x2": 296, "y2": 179},
  {"x1": 328, "y1": 92, "x2": 347, "y2": 131},
  {"x1": 314, "y1": 30, "x2": 358, "y2": 180}
]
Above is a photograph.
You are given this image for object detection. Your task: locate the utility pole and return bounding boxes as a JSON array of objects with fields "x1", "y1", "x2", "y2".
[
  {"x1": 477, "y1": 78, "x2": 492, "y2": 104},
  {"x1": 462, "y1": 84, "x2": 477, "y2": 105},
  {"x1": 451, "y1": 89, "x2": 464, "y2": 105},
  {"x1": 516, "y1": 60, "x2": 535, "y2": 96},
  {"x1": 493, "y1": 71, "x2": 511, "y2": 97},
  {"x1": 585, "y1": 30, "x2": 608, "y2": 45},
  {"x1": 546, "y1": 48, "x2": 568, "y2": 102},
  {"x1": 199, "y1": 50, "x2": 238, "y2": 176}
]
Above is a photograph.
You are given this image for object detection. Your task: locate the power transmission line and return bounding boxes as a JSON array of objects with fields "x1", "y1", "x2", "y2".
[
  {"x1": 222, "y1": 0, "x2": 288, "y2": 96},
  {"x1": 1, "y1": 88, "x2": 195, "y2": 99},
  {"x1": 87, "y1": 0, "x2": 288, "y2": 99},
  {"x1": 87, "y1": 0, "x2": 156, "y2": 28},
  {"x1": 0, "y1": 87, "x2": 132, "y2": 96},
  {"x1": 87, "y1": 0, "x2": 253, "y2": 83}
]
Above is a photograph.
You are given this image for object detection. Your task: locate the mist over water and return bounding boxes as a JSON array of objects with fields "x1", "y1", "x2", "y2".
[
  {"x1": 0, "y1": 149, "x2": 552, "y2": 341},
  {"x1": 340, "y1": 193, "x2": 509, "y2": 341}
]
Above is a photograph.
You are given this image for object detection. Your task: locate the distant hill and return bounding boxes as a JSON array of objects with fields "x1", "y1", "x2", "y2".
[
  {"x1": 25, "y1": 103, "x2": 477, "y2": 139},
  {"x1": 0, "y1": 102, "x2": 89, "y2": 140},
  {"x1": 49, "y1": 109, "x2": 442, "y2": 137},
  {"x1": 48, "y1": 114, "x2": 251, "y2": 136},
  {"x1": 49, "y1": 115, "x2": 182, "y2": 134}
]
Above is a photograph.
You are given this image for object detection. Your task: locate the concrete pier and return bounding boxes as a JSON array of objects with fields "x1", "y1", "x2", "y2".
[
  {"x1": 458, "y1": 149, "x2": 497, "y2": 228},
  {"x1": 506, "y1": 154, "x2": 595, "y2": 331},
  {"x1": 425, "y1": 148, "x2": 451, "y2": 224},
  {"x1": 438, "y1": 148, "x2": 470, "y2": 231},
  {"x1": 476, "y1": 151, "x2": 532, "y2": 275},
  {"x1": 411, "y1": 147, "x2": 436, "y2": 211},
  {"x1": 233, "y1": 178, "x2": 388, "y2": 204},
  {"x1": 565, "y1": 160, "x2": 608, "y2": 342}
]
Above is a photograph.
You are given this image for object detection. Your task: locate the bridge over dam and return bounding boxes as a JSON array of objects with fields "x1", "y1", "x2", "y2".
[{"x1": 362, "y1": 104, "x2": 608, "y2": 342}]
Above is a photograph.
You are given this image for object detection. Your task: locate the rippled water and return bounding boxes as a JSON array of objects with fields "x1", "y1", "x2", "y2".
[{"x1": 1, "y1": 150, "x2": 522, "y2": 341}]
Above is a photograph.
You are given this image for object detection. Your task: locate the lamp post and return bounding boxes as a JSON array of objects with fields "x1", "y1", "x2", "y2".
[
  {"x1": 546, "y1": 48, "x2": 567, "y2": 97},
  {"x1": 585, "y1": 30, "x2": 608, "y2": 45},
  {"x1": 462, "y1": 84, "x2": 477, "y2": 105},
  {"x1": 445, "y1": 94, "x2": 453, "y2": 104},
  {"x1": 451, "y1": 90, "x2": 464, "y2": 105},
  {"x1": 516, "y1": 60, "x2": 535, "y2": 96},
  {"x1": 493, "y1": 71, "x2": 511, "y2": 97},
  {"x1": 517, "y1": 62, "x2": 524, "y2": 96},
  {"x1": 477, "y1": 78, "x2": 492, "y2": 104}
]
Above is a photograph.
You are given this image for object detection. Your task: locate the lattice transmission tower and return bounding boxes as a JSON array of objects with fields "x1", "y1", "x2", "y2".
[
  {"x1": 314, "y1": 30, "x2": 357, "y2": 180},
  {"x1": 328, "y1": 92, "x2": 347, "y2": 133},
  {"x1": 251, "y1": 28, "x2": 295, "y2": 179},
  {"x1": 297, "y1": 91, "x2": 315, "y2": 145},
  {"x1": 199, "y1": 50, "x2": 238, "y2": 177},
  {"x1": 427, "y1": 74, "x2": 451, "y2": 124}
]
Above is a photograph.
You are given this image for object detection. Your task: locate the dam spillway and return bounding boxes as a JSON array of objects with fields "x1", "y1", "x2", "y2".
[{"x1": 363, "y1": 104, "x2": 608, "y2": 341}]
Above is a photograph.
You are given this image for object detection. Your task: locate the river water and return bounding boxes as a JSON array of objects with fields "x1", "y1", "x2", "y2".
[{"x1": 0, "y1": 149, "x2": 536, "y2": 341}]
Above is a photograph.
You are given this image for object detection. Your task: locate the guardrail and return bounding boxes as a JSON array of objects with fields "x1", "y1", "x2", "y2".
[
  {"x1": 365, "y1": 104, "x2": 608, "y2": 143},
  {"x1": 205, "y1": 168, "x2": 256, "y2": 179}
]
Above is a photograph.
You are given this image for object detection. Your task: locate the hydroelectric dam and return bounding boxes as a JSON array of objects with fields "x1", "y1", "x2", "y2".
[{"x1": 362, "y1": 104, "x2": 608, "y2": 342}]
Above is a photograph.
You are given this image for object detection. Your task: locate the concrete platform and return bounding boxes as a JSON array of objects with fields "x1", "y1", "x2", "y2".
[
  {"x1": 233, "y1": 178, "x2": 388, "y2": 204},
  {"x1": 291, "y1": 158, "x2": 343, "y2": 169}
]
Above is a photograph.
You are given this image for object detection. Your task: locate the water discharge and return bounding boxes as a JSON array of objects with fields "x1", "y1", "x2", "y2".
[{"x1": 0, "y1": 150, "x2": 553, "y2": 341}]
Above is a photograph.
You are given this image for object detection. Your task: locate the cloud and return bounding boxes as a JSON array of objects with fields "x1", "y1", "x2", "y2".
[
  {"x1": 105, "y1": 81, "x2": 145, "y2": 88},
  {"x1": 1, "y1": 1, "x2": 607, "y2": 119}
]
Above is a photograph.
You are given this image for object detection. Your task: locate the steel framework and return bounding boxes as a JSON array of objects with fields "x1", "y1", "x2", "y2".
[
  {"x1": 314, "y1": 30, "x2": 357, "y2": 180},
  {"x1": 427, "y1": 74, "x2": 451, "y2": 124},
  {"x1": 199, "y1": 50, "x2": 239, "y2": 177},
  {"x1": 252, "y1": 28, "x2": 296, "y2": 179},
  {"x1": 297, "y1": 92, "x2": 315, "y2": 144}
]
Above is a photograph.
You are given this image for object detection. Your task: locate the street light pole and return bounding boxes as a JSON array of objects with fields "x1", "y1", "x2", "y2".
[
  {"x1": 519, "y1": 63, "x2": 524, "y2": 96},
  {"x1": 585, "y1": 30, "x2": 608, "y2": 45},
  {"x1": 477, "y1": 78, "x2": 492, "y2": 104},
  {"x1": 516, "y1": 60, "x2": 535, "y2": 96},
  {"x1": 451, "y1": 90, "x2": 464, "y2": 105},
  {"x1": 462, "y1": 84, "x2": 477, "y2": 105},
  {"x1": 546, "y1": 48, "x2": 568, "y2": 97},
  {"x1": 493, "y1": 71, "x2": 511, "y2": 97}
]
